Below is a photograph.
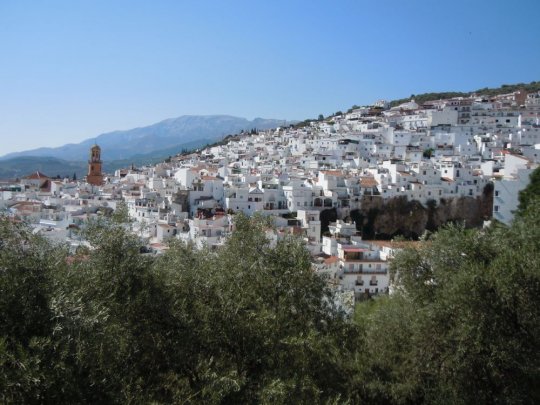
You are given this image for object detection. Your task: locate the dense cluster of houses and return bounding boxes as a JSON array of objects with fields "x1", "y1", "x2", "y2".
[{"x1": 1, "y1": 89, "x2": 539, "y2": 299}]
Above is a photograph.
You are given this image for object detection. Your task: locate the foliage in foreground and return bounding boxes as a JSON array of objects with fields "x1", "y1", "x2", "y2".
[
  {"x1": 517, "y1": 166, "x2": 540, "y2": 217},
  {"x1": 0, "y1": 203, "x2": 539, "y2": 404},
  {"x1": 0, "y1": 214, "x2": 358, "y2": 404},
  {"x1": 355, "y1": 200, "x2": 540, "y2": 404}
]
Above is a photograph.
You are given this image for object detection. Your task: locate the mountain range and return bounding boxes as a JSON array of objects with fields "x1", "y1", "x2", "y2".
[
  {"x1": 2, "y1": 81, "x2": 538, "y2": 181},
  {"x1": 0, "y1": 115, "x2": 293, "y2": 179}
]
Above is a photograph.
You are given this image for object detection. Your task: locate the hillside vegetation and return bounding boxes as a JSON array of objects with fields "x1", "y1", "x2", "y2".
[
  {"x1": 388, "y1": 80, "x2": 540, "y2": 107},
  {"x1": 1, "y1": 198, "x2": 539, "y2": 403}
]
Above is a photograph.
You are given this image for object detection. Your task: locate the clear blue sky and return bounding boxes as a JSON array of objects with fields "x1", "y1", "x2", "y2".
[{"x1": 1, "y1": 0, "x2": 539, "y2": 155}]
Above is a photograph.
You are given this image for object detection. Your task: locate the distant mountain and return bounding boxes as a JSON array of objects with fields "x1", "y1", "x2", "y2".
[
  {"x1": 1, "y1": 115, "x2": 293, "y2": 162},
  {"x1": 0, "y1": 157, "x2": 87, "y2": 180},
  {"x1": 0, "y1": 147, "x2": 196, "y2": 181}
]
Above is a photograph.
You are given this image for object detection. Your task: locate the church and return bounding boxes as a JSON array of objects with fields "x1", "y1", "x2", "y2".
[{"x1": 86, "y1": 144, "x2": 104, "y2": 186}]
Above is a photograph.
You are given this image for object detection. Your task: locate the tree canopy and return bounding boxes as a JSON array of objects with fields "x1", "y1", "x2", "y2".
[
  {"x1": 0, "y1": 203, "x2": 539, "y2": 403},
  {"x1": 388, "y1": 81, "x2": 540, "y2": 108},
  {"x1": 0, "y1": 214, "x2": 358, "y2": 403},
  {"x1": 354, "y1": 199, "x2": 540, "y2": 403},
  {"x1": 517, "y1": 166, "x2": 540, "y2": 216}
]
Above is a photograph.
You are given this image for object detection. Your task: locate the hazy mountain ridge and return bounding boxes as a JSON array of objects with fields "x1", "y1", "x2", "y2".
[
  {"x1": 1, "y1": 115, "x2": 293, "y2": 162},
  {"x1": 0, "y1": 157, "x2": 87, "y2": 180},
  {"x1": 0, "y1": 139, "x2": 219, "y2": 180}
]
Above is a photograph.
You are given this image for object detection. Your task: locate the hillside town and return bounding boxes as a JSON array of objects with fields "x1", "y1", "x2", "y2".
[{"x1": 2, "y1": 89, "x2": 539, "y2": 300}]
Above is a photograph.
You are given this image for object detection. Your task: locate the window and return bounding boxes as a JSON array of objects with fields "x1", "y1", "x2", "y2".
[{"x1": 494, "y1": 205, "x2": 499, "y2": 212}]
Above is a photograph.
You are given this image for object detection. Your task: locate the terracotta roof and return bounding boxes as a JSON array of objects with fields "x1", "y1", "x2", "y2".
[
  {"x1": 320, "y1": 170, "x2": 343, "y2": 176},
  {"x1": 370, "y1": 240, "x2": 423, "y2": 250},
  {"x1": 66, "y1": 255, "x2": 89, "y2": 265},
  {"x1": 343, "y1": 247, "x2": 368, "y2": 252},
  {"x1": 360, "y1": 177, "x2": 379, "y2": 187},
  {"x1": 12, "y1": 201, "x2": 41, "y2": 208},
  {"x1": 24, "y1": 171, "x2": 50, "y2": 180},
  {"x1": 324, "y1": 256, "x2": 339, "y2": 265},
  {"x1": 40, "y1": 180, "x2": 51, "y2": 192},
  {"x1": 150, "y1": 243, "x2": 168, "y2": 250}
]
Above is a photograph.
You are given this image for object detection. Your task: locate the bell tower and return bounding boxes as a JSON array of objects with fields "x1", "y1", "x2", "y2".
[{"x1": 87, "y1": 144, "x2": 104, "y2": 186}]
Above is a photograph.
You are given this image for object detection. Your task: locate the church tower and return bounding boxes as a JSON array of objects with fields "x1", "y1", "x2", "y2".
[{"x1": 87, "y1": 144, "x2": 104, "y2": 186}]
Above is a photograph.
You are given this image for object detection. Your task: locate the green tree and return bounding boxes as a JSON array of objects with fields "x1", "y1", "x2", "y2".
[
  {"x1": 2, "y1": 204, "x2": 538, "y2": 403},
  {"x1": 111, "y1": 201, "x2": 131, "y2": 224},
  {"x1": 423, "y1": 147, "x2": 434, "y2": 159},
  {"x1": 0, "y1": 212, "x2": 361, "y2": 403},
  {"x1": 0, "y1": 217, "x2": 73, "y2": 403},
  {"x1": 357, "y1": 202, "x2": 540, "y2": 403},
  {"x1": 153, "y1": 213, "x2": 360, "y2": 403},
  {"x1": 517, "y1": 166, "x2": 540, "y2": 216}
]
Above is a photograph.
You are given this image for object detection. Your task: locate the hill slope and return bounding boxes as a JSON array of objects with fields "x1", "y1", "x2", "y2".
[
  {"x1": 388, "y1": 81, "x2": 540, "y2": 107},
  {"x1": 1, "y1": 115, "x2": 292, "y2": 162},
  {"x1": 0, "y1": 157, "x2": 87, "y2": 180}
]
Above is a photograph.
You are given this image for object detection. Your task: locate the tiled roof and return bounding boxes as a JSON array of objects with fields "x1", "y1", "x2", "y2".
[
  {"x1": 24, "y1": 171, "x2": 50, "y2": 180},
  {"x1": 324, "y1": 256, "x2": 339, "y2": 265},
  {"x1": 360, "y1": 177, "x2": 378, "y2": 187},
  {"x1": 320, "y1": 170, "x2": 343, "y2": 176}
]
